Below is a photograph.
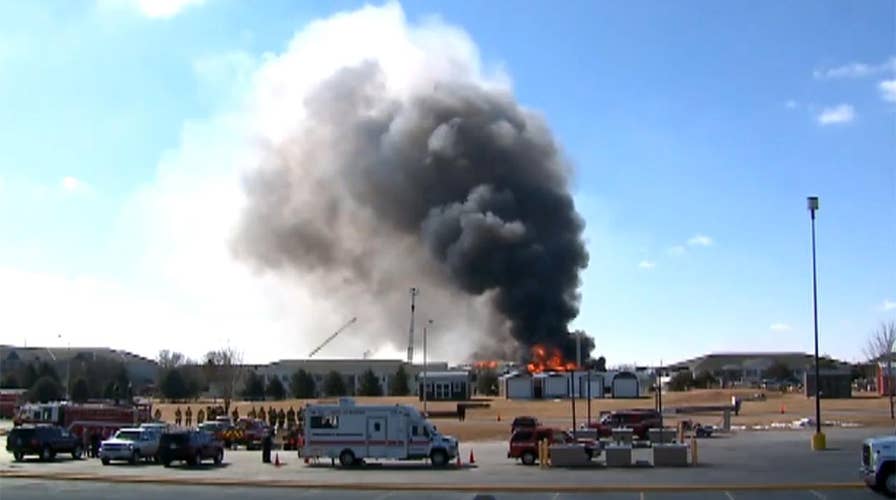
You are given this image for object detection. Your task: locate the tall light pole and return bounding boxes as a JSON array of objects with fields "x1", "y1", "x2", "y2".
[
  {"x1": 407, "y1": 288, "x2": 418, "y2": 363},
  {"x1": 422, "y1": 319, "x2": 433, "y2": 415},
  {"x1": 807, "y1": 196, "x2": 825, "y2": 450}
]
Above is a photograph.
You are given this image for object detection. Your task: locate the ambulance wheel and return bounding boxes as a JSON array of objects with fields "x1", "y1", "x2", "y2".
[
  {"x1": 430, "y1": 449, "x2": 448, "y2": 468},
  {"x1": 338, "y1": 450, "x2": 355, "y2": 467}
]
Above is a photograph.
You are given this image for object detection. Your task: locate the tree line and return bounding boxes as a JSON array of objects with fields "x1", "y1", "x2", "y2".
[{"x1": 0, "y1": 358, "x2": 134, "y2": 404}]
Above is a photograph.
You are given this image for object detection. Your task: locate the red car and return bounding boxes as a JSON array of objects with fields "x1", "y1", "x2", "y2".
[
  {"x1": 587, "y1": 410, "x2": 661, "y2": 440},
  {"x1": 508, "y1": 427, "x2": 597, "y2": 465}
]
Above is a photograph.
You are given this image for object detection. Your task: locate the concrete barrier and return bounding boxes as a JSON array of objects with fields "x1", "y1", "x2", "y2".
[
  {"x1": 652, "y1": 444, "x2": 688, "y2": 467},
  {"x1": 648, "y1": 428, "x2": 677, "y2": 444},
  {"x1": 548, "y1": 444, "x2": 590, "y2": 467},
  {"x1": 604, "y1": 445, "x2": 632, "y2": 467},
  {"x1": 611, "y1": 428, "x2": 633, "y2": 445}
]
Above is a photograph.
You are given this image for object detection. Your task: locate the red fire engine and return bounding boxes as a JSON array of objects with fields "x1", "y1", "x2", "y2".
[{"x1": 14, "y1": 400, "x2": 153, "y2": 440}]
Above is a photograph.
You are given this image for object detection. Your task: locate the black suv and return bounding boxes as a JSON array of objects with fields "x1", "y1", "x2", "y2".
[
  {"x1": 6, "y1": 425, "x2": 84, "y2": 462},
  {"x1": 158, "y1": 430, "x2": 224, "y2": 467}
]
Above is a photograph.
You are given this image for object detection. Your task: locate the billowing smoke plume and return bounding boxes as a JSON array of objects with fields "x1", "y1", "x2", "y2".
[{"x1": 232, "y1": 4, "x2": 593, "y2": 361}]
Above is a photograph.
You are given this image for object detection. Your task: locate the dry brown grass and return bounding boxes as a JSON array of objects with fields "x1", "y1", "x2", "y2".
[{"x1": 152, "y1": 389, "x2": 894, "y2": 442}]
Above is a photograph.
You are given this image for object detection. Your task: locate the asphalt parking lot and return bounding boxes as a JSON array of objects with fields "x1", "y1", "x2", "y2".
[
  {"x1": 0, "y1": 427, "x2": 880, "y2": 497},
  {"x1": 0, "y1": 479, "x2": 879, "y2": 500}
]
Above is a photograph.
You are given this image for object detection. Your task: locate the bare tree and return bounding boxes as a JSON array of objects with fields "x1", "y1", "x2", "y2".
[
  {"x1": 203, "y1": 348, "x2": 244, "y2": 412},
  {"x1": 157, "y1": 350, "x2": 188, "y2": 370},
  {"x1": 864, "y1": 321, "x2": 896, "y2": 419}
]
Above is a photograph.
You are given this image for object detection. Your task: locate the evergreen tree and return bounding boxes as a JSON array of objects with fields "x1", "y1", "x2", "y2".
[
  {"x1": 358, "y1": 369, "x2": 383, "y2": 396},
  {"x1": 389, "y1": 365, "x2": 410, "y2": 396},
  {"x1": 323, "y1": 371, "x2": 347, "y2": 397},
  {"x1": 290, "y1": 369, "x2": 316, "y2": 399},
  {"x1": 266, "y1": 376, "x2": 286, "y2": 400}
]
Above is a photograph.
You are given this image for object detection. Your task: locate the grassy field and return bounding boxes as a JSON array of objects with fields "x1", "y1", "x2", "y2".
[{"x1": 153, "y1": 389, "x2": 895, "y2": 442}]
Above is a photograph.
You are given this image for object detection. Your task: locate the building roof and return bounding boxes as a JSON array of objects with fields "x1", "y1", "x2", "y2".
[
  {"x1": 418, "y1": 371, "x2": 470, "y2": 378},
  {"x1": 668, "y1": 352, "x2": 849, "y2": 374}
]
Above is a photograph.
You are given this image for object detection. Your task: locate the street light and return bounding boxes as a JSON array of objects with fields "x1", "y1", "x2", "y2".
[
  {"x1": 423, "y1": 319, "x2": 433, "y2": 415},
  {"x1": 807, "y1": 196, "x2": 825, "y2": 451}
]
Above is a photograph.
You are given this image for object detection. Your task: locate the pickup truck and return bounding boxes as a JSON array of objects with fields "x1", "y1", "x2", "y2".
[
  {"x1": 508, "y1": 426, "x2": 598, "y2": 465},
  {"x1": 862, "y1": 435, "x2": 895, "y2": 496},
  {"x1": 100, "y1": 428, "x2": 161, "y2": 465}
]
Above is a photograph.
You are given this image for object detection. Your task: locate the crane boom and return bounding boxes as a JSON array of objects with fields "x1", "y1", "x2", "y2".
[{"x1": 308, "y1": 317, "x2": 357, "y2": 358}]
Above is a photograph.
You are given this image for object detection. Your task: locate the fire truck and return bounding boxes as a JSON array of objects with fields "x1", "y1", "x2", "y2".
[{"x1": 14, "y1": 400, "x2": 153, "y2": 440}]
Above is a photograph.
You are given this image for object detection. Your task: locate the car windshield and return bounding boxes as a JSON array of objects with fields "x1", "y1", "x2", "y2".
[{"x1": 114, "y1": 431, "x2": 142, "y2": 441}]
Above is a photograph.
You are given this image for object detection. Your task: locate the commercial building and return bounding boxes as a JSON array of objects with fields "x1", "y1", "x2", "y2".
[
  {"x1": 0, "y1": 345, "x2": 159, "y2": 391},
  {"x1": 667, "y1": 352, "x2": 850, "y2": 387},
  {"x1": 418, "y1": 371, "x2": 472, "y2": 401}
]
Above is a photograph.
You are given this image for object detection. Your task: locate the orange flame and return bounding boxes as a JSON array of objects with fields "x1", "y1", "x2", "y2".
[
  {"x1": 526, "y1": 344, "x2": 577, "y2": 373},
  {"x1": 473, "y1": 360, "x2": 499, "y2": 370}
]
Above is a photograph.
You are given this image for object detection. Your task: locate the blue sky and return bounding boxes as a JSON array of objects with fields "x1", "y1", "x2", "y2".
[{"x1": 0, "y1": 0, "x2": 893, "y2": 364}]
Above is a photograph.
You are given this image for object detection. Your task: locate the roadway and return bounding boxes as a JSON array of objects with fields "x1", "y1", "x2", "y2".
[{"x1": 0, "y1": 478, "x2": 878, "y2": 500}]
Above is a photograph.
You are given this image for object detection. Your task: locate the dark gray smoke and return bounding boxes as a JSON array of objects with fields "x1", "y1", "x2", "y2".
[{"x1": 233, "y1": 62, "x2": 592, "y2": 361}]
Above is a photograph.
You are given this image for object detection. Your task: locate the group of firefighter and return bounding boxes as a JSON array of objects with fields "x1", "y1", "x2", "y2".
[{"x1": 166, "y1": 405, "x2": 302, "y2": 431}]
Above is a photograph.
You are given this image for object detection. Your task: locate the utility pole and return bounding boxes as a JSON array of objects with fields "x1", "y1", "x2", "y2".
[
  {"x1": 407, "y1": 288, "x2": 418, "y2": 364},
  {"x1": 423, "y1": 319, "x2": 432, "y2": 415}
]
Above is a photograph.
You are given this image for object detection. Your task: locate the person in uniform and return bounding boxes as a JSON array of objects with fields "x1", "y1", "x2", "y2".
[
  {"x1": 248, "y1": 407, "x2": 257, "y2": 419},
  {"x1": 185, "y1": 407, "x2": 193, "y2": 427},
  {"x1": 268, "y1": 406, "x2": 277, "y2": 428},
  {"x1": 197, "y1": 408, "x2": 205, "y2": 425},
  {"x1": 277, "y1": 408, "x2": 286, "y2": 429},
  {"x1": 261, "y1": 428, "x2": 273, "y2": 464},
  {"x1": 258, "y1": 406, "x2": 266, "y2": 423},
  {"x1": 153, "y1": 408, "x2": 162, "y2": 421},
  {"x1": 232, "y1": 407, "x2": 240, "y2": 421},
  {"x1": 174, "y1": 407, "x2": 182, "y2": 426},
  {"x1": 286, "y1": 407, "x2": 296, "y2": 428},
  {"x1": 90, "y1": 432, "x2": 101, "y2": 458}
]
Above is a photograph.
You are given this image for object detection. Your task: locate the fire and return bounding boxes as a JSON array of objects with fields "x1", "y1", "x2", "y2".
[
  {"x1": 526, "y1": 344, "x2": 577, "y2": 373},
  {"x1": 473, "y1": 360, "x2": 499, "y2": 370}
]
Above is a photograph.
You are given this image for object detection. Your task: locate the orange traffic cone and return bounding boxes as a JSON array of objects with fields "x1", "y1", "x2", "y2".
[
  {"x1": 496, "y1": 413, "x2": 501, "y2": 422},
  {"x1": 780, "y1": 404, "x2": 785, "y2": 414},
  {"x1": 456, "y1": 453, "x2": 462, "y2": 467},
  {"x1": 469, "y1": 449, "x2": 475, "y2": 464},
  {"x1": 274, "y1": 453, "x2": 281, "y2": 467},
  {"x1": 304, "y1": 455, "x2": 309, "y2": 464}
]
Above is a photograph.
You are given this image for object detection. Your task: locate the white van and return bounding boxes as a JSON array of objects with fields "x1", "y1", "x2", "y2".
[{"x1": 302, "y1": 398, "x2": 458, "y2": 467}]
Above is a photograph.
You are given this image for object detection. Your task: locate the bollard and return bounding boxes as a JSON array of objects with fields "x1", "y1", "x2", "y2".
[{"x1": 690, "y1": 434, "x2": 698, "y2": 465}]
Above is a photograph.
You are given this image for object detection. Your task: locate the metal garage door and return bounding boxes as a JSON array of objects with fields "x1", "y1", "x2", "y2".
[{"x1": 612, "y1": 376, "x2": 639, "y2": 398}]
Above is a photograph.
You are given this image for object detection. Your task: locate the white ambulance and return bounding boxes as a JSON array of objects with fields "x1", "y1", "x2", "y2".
[{"x1": 301, "y1": 398, "x2": 459, "y2": 467}]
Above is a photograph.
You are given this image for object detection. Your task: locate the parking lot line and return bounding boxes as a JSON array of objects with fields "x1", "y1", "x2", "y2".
[
  {"x1": 808, "y1": 491, "x2": 826, "y2": 500},
  {"x1": 724, "y1": 492, "x2": 734, "y2": 500}
]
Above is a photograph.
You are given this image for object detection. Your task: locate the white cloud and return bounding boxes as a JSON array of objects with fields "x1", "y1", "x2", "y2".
[
  {"x1": 667, "y1": 245, "x2": 686, "y2": 256},
  {"x1": 60, "y1": 176, "x2": 89, "y2": 193},
  {"x1": 0, "y1": 2, "x2": 503, "y2": 364},
  {"x1": 879, "y1": 80, "x2": 896, "y2": 103},
  {"x1": 687, "y1": 234, "x2": 713, "y2": 247},
  {"x1": 813, "y1": 58, "x2": 896, "y2": 79},
  {"x1": 817, "y1": 104, "x2": 855, "y2": 125},
  {"x1": 770, "y1": 322, "x2": 792, "y2": 332},
  {"x1": 638, "y1": 260, "x2": 656, "y2": 270},
  {"x1": 99, "y1": 0, "x2": 207, "y2": 19},
  {"x1": 882, "y1": 299, "x2": 896, "y2": 312}
]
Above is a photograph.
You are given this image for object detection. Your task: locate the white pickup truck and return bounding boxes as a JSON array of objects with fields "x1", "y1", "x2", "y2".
[
  {"x1": 862, "y1": 435, "x2": 895, "y2": 496},
  {"x1": 100, "y1": 428, "x2": 161, "y2": 465}
]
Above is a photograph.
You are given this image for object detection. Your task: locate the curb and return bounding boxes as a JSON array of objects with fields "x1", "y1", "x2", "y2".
[{"x1": 0, "y1": 471, "x2": 865, "y2": 492}]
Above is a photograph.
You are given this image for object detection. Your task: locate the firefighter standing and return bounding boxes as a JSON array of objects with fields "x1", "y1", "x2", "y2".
[
  {"x1": 268, "y1": 406, "x2": 276, "y2": 428},
  {"x1": 232, "y1": 407, "x2": 240, "y2": 422},
  {"x1": 286, "y1": 407, "x2": 296, "y2": 428},
  {"x1": 248, "y1": 406, "x2": 257, "y2": 419},
  {"x1": 90, "y1": 432, "x2": 101, "y2": 458},
  {"x1": 276, "y1": 408, "x2": 285, "y2": 430},
  {"x1": 258, "y1": 407, "x2": 266, "y2": 423},
  {"x1": 174, "y1": 407, "x2": 182, "y2": 426},
  {"x1": 153, "y1": 408, "x2": 162, "y2": 421},
  {"x1": 197, "y1": 408, "x2": 205, "y2": 424},
  {"x1": 185, "y1": 407, "x2": 193, "y2": 427}
]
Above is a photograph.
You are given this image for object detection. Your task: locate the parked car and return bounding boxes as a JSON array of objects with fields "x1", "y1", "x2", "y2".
[
  {"x1": 587, "y1": 410, "x2": 661, "y2": 440},
  {"x1": 862, "y1": 435, "x2": 895, "y2": 496},
  {"x1": 510, "y1": 416, "x2": 540, "y2": 434},
  {"x1": 158, "y1": 430, "x2": 224, "y2": 467},
  {"x1": 6, "y1": 424, "x2": 84, "y2": 462},
  {"x1": 100, "y1": 427, "x2": 161, "y2": 465},
  {"x1": 508, "y1": 427, "x2": 597, "y2": 465}
]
